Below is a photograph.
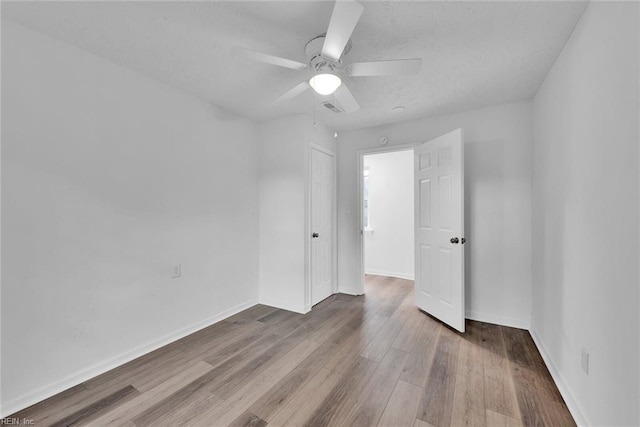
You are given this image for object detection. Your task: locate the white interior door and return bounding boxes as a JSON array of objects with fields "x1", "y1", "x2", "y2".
[
  {"x1": 414, "y1": 129, "x2": 465, "y2": 332},
  {"x1": 311, "y1": 147, "x2": 334, "y2": 305}
]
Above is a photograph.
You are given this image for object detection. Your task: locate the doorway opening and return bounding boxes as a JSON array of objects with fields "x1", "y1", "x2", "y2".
[
  {"x1": 358, "y1": 129, "x2": 465, "y2": 331},
  {"x1": 360, "y1": 148, "x2": 415, "y2": 296}
]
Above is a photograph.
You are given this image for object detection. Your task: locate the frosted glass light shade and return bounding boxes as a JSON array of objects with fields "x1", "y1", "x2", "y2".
[{"x1": 309, "y1": 73, "x2": 342, "y2": 95}]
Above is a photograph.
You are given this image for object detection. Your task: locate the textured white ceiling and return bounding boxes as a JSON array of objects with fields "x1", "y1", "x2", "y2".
[{"x1": 2, "y1": 1, "x2": 587, "y2": 131}]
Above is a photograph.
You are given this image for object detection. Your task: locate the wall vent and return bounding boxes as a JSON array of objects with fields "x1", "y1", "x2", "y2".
[{"x1": 321, "y1": 101, "x2": 344, "y2": 113}]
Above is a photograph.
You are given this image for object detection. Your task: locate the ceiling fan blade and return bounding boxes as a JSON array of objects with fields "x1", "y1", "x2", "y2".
[
  {"x1": 233, "y1": 47, "x2": 307, "y2": 70},
  {"x1": 334, "y1": 83, "x2": 360, "y2": 113},
  {"x1": 273, "y1": 82, "x2": 310, "y2": 103},
  {"x1": 322, "y1": 0, "x2": 364, "y2": 61},
  {"x1": 345, "y1": 58, "x2": 422, "y2": 77}
]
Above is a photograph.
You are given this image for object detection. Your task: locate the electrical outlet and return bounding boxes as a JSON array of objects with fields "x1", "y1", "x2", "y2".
[
  {"x1": 172, "y1": 264, "x2": 181, "y2": 279},
  {"x1": 581, "y1": 347, "x2": 589, "y2": 374}
]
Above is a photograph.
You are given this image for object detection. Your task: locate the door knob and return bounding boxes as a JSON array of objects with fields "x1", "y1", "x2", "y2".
[
  {"x1": 450, "y1": 237, "x2": 459, "y2": 244},
  {"x1": 312, "y1": 232, "x2": 319, "y2": 238},
  {"x1": 461, "y1": 238, "x2": 466, "y2": 244}
]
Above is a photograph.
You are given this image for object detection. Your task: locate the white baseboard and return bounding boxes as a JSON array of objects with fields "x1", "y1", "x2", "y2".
[
  {"x1": 364, "y1": 269, "x2": 414, "y2": 281},
  {"x1": 0, "y1": 298, "x2": 258, "y2": 418},
  {"x1": 338, "y1": 287, "x2": 362, "y2": 296},
  {"x1": 465, "y1": 310, "x2": 530, "y2": 330},
  {"x1": 529, "y1": 329, "x2": 589, "y2": 426},
  {"x1": 259, "y1": 297, "x2": 308, "y2": 314}
]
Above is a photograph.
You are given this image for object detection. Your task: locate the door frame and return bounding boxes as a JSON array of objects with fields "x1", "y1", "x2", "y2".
[
  {"x1": 356, "y1": 142, "x2": 420, "y2": 295},
  {"x1": 305, "y1": 142, "x2": 338, "y2": 312}
]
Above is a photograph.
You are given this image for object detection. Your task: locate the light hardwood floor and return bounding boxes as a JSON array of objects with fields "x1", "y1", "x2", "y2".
[{"x1": 11, "y1": 275, "x2": 575, "y2": 426}]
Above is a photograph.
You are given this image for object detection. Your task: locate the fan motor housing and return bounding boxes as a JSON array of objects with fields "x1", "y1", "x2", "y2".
[{"x1": 305, "y1": 34, "x2": 352, "y2": 73}]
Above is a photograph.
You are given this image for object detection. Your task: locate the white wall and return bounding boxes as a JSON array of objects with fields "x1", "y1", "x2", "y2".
[
  {"x1": 1, "y1": 21, "x2": 260, "y2": 415},
  {"x1": 338, "y1": 101, "x2": 533, "y2": 328},
  {"x1": 531, "y1": 2, "x2": 639, "y2": 425},
  {"x1": 258, "y1": 115, "x2": 335, "y2": 313},
  {"x1": 363, "y1": 150, "x2": 414, "y2": 280}
]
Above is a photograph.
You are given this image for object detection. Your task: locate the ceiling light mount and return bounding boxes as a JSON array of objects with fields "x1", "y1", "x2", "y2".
[{"x1": 305, "y1": 34, "x2": 345, "y2": 96}]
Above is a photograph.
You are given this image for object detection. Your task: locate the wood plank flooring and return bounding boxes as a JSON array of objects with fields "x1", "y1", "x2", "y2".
[{"x1": 11, "y1": 275, "x2": 575, "y2": 426}]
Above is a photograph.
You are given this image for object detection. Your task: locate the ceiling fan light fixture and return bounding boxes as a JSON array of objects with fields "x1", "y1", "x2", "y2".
[{"x1": 309, "y1": 73, "x2": 342, "y2": 95}]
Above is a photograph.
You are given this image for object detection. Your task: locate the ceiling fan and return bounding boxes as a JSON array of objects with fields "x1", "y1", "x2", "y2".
[{"x1": 234, "y1": 0, "x2": 422, "y2": 113}]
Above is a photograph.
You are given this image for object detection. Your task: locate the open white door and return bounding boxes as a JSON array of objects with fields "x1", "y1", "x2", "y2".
[{"x1": 414, "y1": 129, "x2": 465, "y2": 332}]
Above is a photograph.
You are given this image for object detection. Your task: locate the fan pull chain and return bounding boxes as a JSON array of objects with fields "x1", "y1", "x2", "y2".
[{"x1": 312, "y1": 91, "x2": 317, "y2": 131}]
